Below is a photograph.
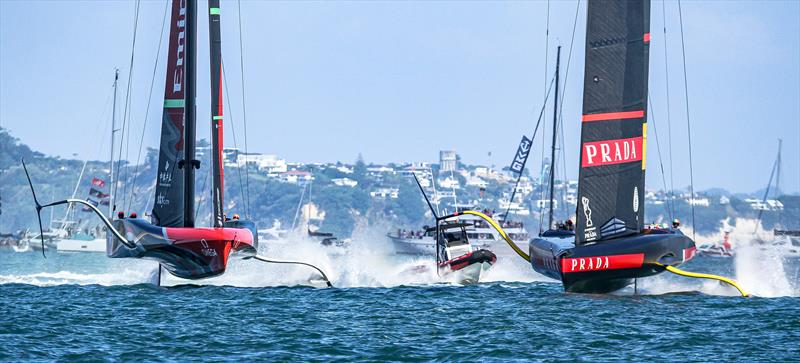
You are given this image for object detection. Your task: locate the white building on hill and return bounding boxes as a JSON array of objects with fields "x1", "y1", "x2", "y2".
[
  {"x1": 279, "y1": 170, "x2": 313, "y2": 184},
  {"x1": 440, "y1": 150, "x2": 457, "y2": 172},
  {"x1": 438, "y1": 176, "x2": 460, "y2": 190},
  {"x1": 745, "y1": 198, "x2": 783, "y2": 211},
  {"x1": 332, "y1": 178, "x2": 358, "y2": 187},
  {"x1": 232, "y1": 153, "x2": 288, "y2": 176},
  {"x1": 370, "y1": 188, "x2": 399, "y2": 199}
]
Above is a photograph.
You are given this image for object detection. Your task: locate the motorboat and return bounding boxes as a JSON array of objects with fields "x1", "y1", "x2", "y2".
[
  {"x1": 434, "y1": 221, "x2": 496, "y2": 284},
  {"x1": 389, "y1": 212, "x2": 529, "y2": 257},
  {"x1": 56, "y1": 232, "x2": 106, "y2": 253}
]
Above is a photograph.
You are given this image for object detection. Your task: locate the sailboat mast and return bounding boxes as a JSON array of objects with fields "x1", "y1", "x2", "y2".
[
  {"x1": 775, "y1": 139, "x2": 782, "y2": 196},
  {"x1": 109, "y1": 68, "x2": 119, "y2": 218},
  {"x1": 547, "y1": 46, "x2": 561, "y2": 230},
  {"x1": 209, "y1": 0, "x2": 224, "y2": 228},
  {"x1": 183, "y1": 0, "x2": 198, "y2": 228}
]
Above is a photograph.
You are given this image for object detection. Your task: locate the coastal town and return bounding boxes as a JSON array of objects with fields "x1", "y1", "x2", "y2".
[
  {"x1": 215, "y1": 146, "x2": 789, "y2": 234},
  {"x1": 0, "y1": 123, "x2": 792, "y2": 240}
]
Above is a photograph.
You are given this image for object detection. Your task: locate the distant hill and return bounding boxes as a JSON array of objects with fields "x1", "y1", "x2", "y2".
[
  {"x1": 0, "y1": 127, "x2": 44, "y2": 170},
  {"x1": 700, "y1": 187, "x2": 732, "y2": 198},
  {"x1": 1, "y1": 127, "x2": 798, "y2": 237}
]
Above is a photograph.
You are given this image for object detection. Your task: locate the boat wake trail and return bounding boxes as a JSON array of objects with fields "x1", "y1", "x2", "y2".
[
  {"x1": 1, "y1": 224, "x2": 548, "y2": 288},
  {"x1": 632, "y1": 271, "x2": 747, "y2": 297},
  {"x1": 621, "y1": 244, "x2": 798, "y2": 298},
  {"x1": 734, "y1": 245, "x2": 798, "y2": 297},
  {"x1": 0, "y1": 267, "x2": 157, "y2": 287},
  {"x1": 4, "y1": 229, "x2": 797, "y2": 296},
  {"x1": 201, "y1": 222, "x2": 544, "y2": 288}
]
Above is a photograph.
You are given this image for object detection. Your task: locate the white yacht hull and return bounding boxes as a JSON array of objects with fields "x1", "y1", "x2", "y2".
[
  {"x1": 390, "y1": 235, "x2": 525, "y2": 258},
  {"x1": 441, "y1": 261, "x2": 492, "y2": 284},
  {"x1": 389, "y1": 235, "x2": 435, "y2": 255},
  {"x1": 57, "y1": 238, "x2": 106, "y2": 253}
]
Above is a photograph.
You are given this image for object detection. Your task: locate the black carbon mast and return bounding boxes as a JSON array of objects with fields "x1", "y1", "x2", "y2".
[
  {"x1": 547, "y1": 46, "x2": 561, "y2": 230},
  {"x1": 183, "y1": 0, "x2": 198, "y2": 227}
]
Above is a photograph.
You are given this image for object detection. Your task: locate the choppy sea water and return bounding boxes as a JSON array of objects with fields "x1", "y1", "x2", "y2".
[{"x1": 1, "y1": 235, "x2": 799, "y2": 361}]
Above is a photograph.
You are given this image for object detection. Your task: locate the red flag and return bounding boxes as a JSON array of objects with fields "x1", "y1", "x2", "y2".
[{"x1": 91, "y1": 177, "x2": 106, "y2": 188}]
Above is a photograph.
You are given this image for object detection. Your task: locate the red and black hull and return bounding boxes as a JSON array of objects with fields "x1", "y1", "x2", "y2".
[
  {"x1": 107, "y1": 218, "x2": 257, "y2": 280},
  {"x1": 438, "y1": 249, "x2": 497, "y2": 272},
  {"x1": 530, "y1": 231, "x2": 695, "y2": 294},
  {"x1": 437, "y1": 249, "x2": 496, "y2": 284}
]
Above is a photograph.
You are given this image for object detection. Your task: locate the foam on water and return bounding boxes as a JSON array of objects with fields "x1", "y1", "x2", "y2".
[
  {"x1": 631, "y1": 217, "x2": 798, "y2": 298},
  {"x1": 0, "y1": 223, "x2": 543, "y2": 288},
  {"x1": 734, "y1": 245, "x2": 797, "y2": 297},
  {"x1": 0, "y1": 263, "x2": 157, "y2": 287},
  {"x1": 187, "y1": 221, "x2": 546, "y2": 288},
  {"x1": 631, "y1": 272, "x2": 744, "y2": 297},
  {"x1": 2, "y1": 219, "x2": 796, "y2": 297}
]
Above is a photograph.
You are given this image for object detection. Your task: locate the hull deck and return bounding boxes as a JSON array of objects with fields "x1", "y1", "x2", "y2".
[
  {"x1": 529, "y1": 230, "x2": 696, "y2": 294},
  {"x1": 108, "y1": 218, "x2": 257, "y2": 280}
]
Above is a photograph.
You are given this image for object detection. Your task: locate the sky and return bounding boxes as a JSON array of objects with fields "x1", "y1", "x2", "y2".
[{"x1": 1, "y1": 0, "x2": 798, "y2": 195}]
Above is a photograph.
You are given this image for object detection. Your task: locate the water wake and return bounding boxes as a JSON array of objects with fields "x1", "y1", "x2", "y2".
[
  {"x1": 734, "y1": 245, "x2": 797, "y2": 297},
  {"x1": 0, "y1": 266, "x2": 156, "y2": 287},
  {"x1": 3, "y1": 220, "x2": 795, "y2": 297},
  {"x1": 627, "y1": 247, "x2": 798, "y2": 298},
  {"x1": 0, "y1": 224, "x2": 543, "y2": 288}
]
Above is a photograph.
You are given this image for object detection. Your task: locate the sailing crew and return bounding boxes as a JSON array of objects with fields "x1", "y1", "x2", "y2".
[
  {"x1": 564, "y1": 219, "x2": 574, "y2": 231},
  {"x1": 722, "y1": 232, "x2": 732, "y2": 250},
  {"x1": 672, "y1": 219, "x2": 681, "y2": 229}
]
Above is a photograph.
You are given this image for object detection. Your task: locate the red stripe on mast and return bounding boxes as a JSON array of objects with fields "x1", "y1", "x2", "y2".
[{"x1": 582, "y1": 110, "x2": 645, "y2": 122}]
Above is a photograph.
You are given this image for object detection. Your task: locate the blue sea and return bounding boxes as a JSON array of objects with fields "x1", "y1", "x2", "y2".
[{"x1": 1, "y1": 240, "x2": 799, "y2": 361}]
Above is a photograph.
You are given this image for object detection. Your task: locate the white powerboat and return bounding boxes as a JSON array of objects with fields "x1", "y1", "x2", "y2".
[
  {"x1": 389, "y1": 212, "x2": 528, "y2": 257},
  {"x1": 435, "y1": 221, "x2": 496, "y2": 284},
  {"x1": 56, "y1": 232, "x2": 105, "y2": 253}
]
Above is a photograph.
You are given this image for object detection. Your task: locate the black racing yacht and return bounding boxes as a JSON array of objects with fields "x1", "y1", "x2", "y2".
[{"x1": 529, "y1": 0, "x2": 696, "y2": 294}]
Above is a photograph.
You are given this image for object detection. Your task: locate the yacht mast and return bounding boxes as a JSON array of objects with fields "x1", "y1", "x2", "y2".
[
  {"x1": 775, "y1": 139, "x2": 782, "y2": 197},
  {"x1": 547, "y1": 46, "x2": 561, "y2": 230},
  {"x1": 109, "y1": 68, "x2": 119, "y2": 217},
  {"x1": 209, "y1": 0, "x2": 225, "y2": 227},
  {"x1": 183, "y1": 0, "x2": 198, "y2": 227}
]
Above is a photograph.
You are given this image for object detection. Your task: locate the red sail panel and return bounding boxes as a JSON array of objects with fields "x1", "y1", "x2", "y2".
[
  {"x1": 209, "y1": 0, "x2": 224, "y2": 227},
  {"x1": 575, "y1": 0, "x2": 651, "y2": 244},
  {"x1": 152, "y1": 0, "x2": 188, "y2": 227}
]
